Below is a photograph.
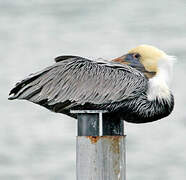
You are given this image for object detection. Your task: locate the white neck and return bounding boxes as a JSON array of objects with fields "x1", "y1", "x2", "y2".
[{"x1": 147, "y1": 55, "x2": 175, "y2": 101}]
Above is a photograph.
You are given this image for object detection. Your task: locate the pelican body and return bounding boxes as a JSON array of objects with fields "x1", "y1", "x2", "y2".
[{"x1": 9, "y1": 45, "x2": 175, "y2": 123}]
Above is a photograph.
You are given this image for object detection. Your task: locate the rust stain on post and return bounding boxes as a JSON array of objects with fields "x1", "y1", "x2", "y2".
[
  {"x1": 86, "y1": 136, "x2": 123, "y2": 147},
  {"x1": 108, "y1": 136, "x2": 121, "y2": 154},
  {"x1": 86, "y1": 136, "x2": 123, "y2": 146},
  {"x1": 105, "y1": 136, "x2": 121, "y2": 176},
  {"x1": 86, "y1": 136, "x2": 101, "y2": 143}
]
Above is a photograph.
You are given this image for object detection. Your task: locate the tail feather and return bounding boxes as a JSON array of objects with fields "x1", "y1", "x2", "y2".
[{"x1": 8, "y1": 71, "x2": 46, "y2": 100}]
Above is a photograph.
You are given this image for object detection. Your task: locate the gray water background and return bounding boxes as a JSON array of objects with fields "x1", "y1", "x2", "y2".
[{"x1": 1, "y1": 0, "x2": 186, "y2": 179}]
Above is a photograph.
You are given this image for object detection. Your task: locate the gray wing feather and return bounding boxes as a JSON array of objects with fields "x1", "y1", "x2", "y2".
[{"x1": 9, "y1": 56, "x2": 148, "y2": 112}]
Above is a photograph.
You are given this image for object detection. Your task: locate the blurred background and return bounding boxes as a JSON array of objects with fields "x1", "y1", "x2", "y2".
[{"x1": 1, "y1": 0, "x2": 186, "y2": 179}]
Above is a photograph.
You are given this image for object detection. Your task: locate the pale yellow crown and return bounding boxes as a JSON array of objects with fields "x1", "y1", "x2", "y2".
[{"x1": 128, "y1": 44, "x2": 167, "y2": 72}]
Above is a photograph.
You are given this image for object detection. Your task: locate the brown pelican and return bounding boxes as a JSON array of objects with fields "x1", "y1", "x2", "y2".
[{"x1": 9, "y1": 45, "x2": 175, "y2": 123}]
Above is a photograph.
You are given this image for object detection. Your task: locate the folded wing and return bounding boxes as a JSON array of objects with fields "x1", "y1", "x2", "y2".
[{"x1": 9, "y1": 56, "x2": 148, "y2": 113}]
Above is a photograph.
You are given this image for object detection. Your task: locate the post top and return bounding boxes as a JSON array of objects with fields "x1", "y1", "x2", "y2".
[
  {"x1": 70, "y1": 110, "x2": 108, "y2": 114},
  {"x1": 72, "y1": 109, "x2": 124, "y2": 136}
]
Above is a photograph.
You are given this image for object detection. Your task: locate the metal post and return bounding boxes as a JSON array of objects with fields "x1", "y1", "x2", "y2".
[{"x1": 71, "y1": 110, "x2": 126, "y2": 180}]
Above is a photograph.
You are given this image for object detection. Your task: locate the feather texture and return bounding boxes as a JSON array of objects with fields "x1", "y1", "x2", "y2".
[{"x1": 9, "y1": 56, "x2": 147, "y2": 114}]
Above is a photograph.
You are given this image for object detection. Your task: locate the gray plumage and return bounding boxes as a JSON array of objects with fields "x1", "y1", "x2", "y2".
[{"x1": 9, "y1": 56, "x2": 174, "y2": 123}]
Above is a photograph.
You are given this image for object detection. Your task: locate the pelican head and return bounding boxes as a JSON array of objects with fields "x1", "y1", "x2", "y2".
[{"x1": 113, "y1": 44, "x2": 175, "y2": 79}]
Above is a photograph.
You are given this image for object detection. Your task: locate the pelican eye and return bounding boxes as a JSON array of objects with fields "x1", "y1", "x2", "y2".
[{"x1": 133, "y1": 53, "x2": 140, "y2": 59}]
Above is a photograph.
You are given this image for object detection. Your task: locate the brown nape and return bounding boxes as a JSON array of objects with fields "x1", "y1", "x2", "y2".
[
  {"x1": 112, "y1": 56, "x2": 156, "y2": 79},
  {"x1": 144, "y1": 72, "x2": 156, "y2": 79}
]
